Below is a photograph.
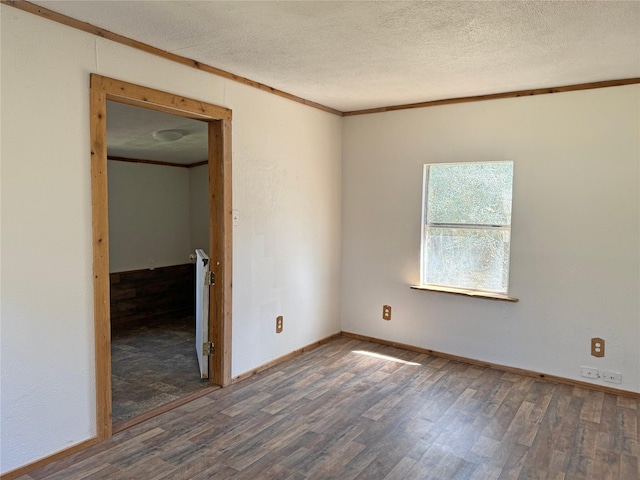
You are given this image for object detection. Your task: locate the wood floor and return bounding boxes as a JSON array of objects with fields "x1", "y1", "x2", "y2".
[
  {"x1": 18, "y1": 337, "x2": 639, "y2": 479},
  {"x1": 111, "y1": 315, "x2": 210, "y2": 424}
]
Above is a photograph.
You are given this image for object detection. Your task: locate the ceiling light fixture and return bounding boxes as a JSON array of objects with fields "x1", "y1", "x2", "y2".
[{"x1": 152, "y1": 129, "x2": 184, "y2": 142}]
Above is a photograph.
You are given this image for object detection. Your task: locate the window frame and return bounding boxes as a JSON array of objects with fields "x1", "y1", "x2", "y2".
[{"x1": 417, "y1": 161, "x2": 517, "y2": 301}]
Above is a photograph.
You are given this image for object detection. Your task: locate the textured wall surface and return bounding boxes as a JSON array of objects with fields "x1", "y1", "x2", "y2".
[
  {"x1": 189, "y1": 164, "x2": 210, "y2": 253},
  {"x1": 0, "y1": 6, "x2": 342, "y2": 474},
  {"x1": 342, "y1": 85, "x2": 640, "y2": 394},
  {"x1": 108, "y1": 161, "x2": 191, "y2": 273}
]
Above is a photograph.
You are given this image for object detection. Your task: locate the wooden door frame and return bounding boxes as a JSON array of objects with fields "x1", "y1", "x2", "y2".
[{"x1": 90, "y1": 74, "x2": 232, "y2": 440}]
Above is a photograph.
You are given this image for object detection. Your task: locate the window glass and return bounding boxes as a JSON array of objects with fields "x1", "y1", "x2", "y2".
[
  {"x1": 421, "y1": 161, "x2": 513, "y2": 294},
  {"x1": 427, "y1": 162, "x2": 513, "y2": 226},
  {"x1": 424, "y1": 228, "x2": 510, "y2": 293}
]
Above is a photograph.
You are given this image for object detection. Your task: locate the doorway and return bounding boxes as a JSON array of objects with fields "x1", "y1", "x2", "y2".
[
  {"x1": 106, "y1": 100, "x2": 211, "y2": 424},
  {"x1": 90, "y1": 75, "x2": 232, "y2": 440}
]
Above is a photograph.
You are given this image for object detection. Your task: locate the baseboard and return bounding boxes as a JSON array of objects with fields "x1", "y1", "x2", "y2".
[
  {"x1": 341, "y1": 331, "x2": 640, "y2": 399},
  {"x1": 232, "y1": 332, "x2": 342, "y2": 384},
  {"x1": 0, "y1": 437, "x2": 99, "y2": 480},
  {"x1": 9, "y1": 329, "x2": 632, "y2": 478},
  {"x1": 2, "y1": 332, "x2": 341, "y2": 478}
]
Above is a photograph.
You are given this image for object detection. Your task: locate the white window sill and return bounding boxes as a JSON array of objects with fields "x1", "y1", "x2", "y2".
[{"x1": 410, "y1": 284, "x2": 519, "y2": 303}]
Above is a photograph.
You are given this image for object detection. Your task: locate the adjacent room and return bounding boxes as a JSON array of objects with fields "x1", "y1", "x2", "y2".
[
  {"x1": 1, "y1": 1, "x2": 638, "y2": 479},
  {"x1": 106, "y1": 101, "x2": 214, "y2": 424}
]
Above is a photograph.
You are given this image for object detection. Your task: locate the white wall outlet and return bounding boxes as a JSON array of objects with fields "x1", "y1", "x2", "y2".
[
  {"x1": 601, "y1": 370, "x2": 622, "y2": 384},
  {"x1": 580, "y1": 366, "x2": 599, "y2": 379}
]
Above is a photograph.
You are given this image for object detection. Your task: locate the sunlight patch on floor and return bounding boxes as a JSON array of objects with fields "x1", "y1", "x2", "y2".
[{"x1": 352, "y1": 350, "x2": 421, "y2": 365}]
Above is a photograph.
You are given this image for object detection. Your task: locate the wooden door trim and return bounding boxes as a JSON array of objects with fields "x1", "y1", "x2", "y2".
[
  {"x1": 90, "y1": 78, "x2": 111, "y2": 440},
  {"x1": 207, "y1": 120, "x2": 233, "y2": 385},
  {"x1": 90, "y1": 74, "x2": 232, "y2": 440}
]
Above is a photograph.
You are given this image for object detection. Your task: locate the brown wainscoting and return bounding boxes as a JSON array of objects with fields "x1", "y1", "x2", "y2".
[{"x1": 110, "y1": 263, "x2": 194, "y2": 327}]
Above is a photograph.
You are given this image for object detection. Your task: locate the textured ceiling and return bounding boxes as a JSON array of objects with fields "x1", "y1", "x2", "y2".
[
  {"x1": 32, "y1": 1, "x2": 640, "y2": 112},
  {"x1": 107, "y1": 101, "x2": 208, "y2": 165}
]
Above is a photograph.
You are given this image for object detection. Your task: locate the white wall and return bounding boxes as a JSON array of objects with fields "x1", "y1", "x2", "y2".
[
  {"x1": 342, "y1": 85, "x2": 640, "y2": 393},
  {"x1": 0, "y1": 5, "x2": 342, "y2": 474},
  {"x1": 1, "y1": 8, "x2": 96, "y2": 473},
  {"x1": 189, "y1": 164, "x2": 209, "y2": 253},
  {"x1": 108, "y1": 161, "x2": 191, "y2": 272},
  {"x1": 227, "y1": 81, "x2": 343, "y2": 377},
  {"x1": 108, "y1": 161, "x2": 211, "y2": 272}
]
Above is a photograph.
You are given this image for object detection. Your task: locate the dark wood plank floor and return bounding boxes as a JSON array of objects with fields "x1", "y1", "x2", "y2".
[
  {"x1": 111, "y1": 315, "x2": 210, "y2": 424},
  {"x1": 19, "y1": 337, "x2": 639, "y2": 479}
]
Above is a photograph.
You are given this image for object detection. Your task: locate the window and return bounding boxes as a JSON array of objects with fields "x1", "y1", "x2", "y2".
[{"x1": 420, "y1": 161, "x2": 514, "y2": 296}]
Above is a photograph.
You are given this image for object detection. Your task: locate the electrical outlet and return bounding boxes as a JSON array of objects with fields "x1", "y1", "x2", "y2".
[
  {"x1": 602, "y1": 370, "x2": 622, "y2": 384},
  {"x1": 580, "y1": 366, "x2": 599, "y2": 379},
  {"x1": 591, "y1": 337, "x2": 605, "y2": 357},
  {"x1": 382, "y1": 305, "x2": 392, "y2": 321},
  {"x1": 276, "y1": 315, "x2": 283, "y2": 333}
]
